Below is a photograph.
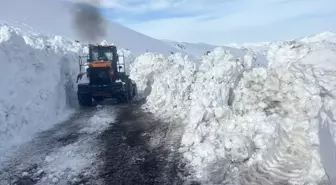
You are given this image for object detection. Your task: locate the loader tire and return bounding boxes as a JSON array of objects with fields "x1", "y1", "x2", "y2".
[
  {"x1": 93, "y1": 96, "x2": 104, "y2": 102},
  {"x1": 132, "y1": 83, "x2": 137, "y2": 97},
  {"x1": 78, "y1": 94, "x2": 92, "y2": 106},
  {"x1": 125, "y1": 79, "x2": 132, "y2": 103}
]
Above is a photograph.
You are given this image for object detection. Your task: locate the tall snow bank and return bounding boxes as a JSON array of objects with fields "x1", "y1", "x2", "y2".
[
  {"x1": 130, "y1": 47, "x2": 263, "y2": 180},
  {"x1": 130, "y1": 52, "x2": 196, "y2": 120},
  {"x1": 0, "y1": 24, "x2": 85, "y2": 160},
  {"x1": 131, "y1": 37, "x2": 336, "y2": 184},
  {"x1": 130, "y1": 48, "x2": 263, "y2": 118}
]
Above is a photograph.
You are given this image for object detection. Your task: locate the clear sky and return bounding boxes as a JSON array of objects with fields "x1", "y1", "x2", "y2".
[{"x1": 96, "y1": 0, "x2": 336, "y2": 45}]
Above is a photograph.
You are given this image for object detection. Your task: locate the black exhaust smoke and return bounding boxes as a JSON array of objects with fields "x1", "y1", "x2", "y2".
[{"x1": 71, "y1": 0, "x2": 106, "y2": 44}]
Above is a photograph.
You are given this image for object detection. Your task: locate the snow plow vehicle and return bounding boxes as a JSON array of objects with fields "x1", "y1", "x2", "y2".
[{"x1": 76, "y1": 44, "x2": 137, "y2": 106}]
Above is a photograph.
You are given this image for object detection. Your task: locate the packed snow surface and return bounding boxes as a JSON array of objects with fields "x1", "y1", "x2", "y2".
[
  {"x1": 0, "y1": 23, "x2": 85, "y2": 160},
  {"x1": 131, "y1": 32, "x2": 336, "y2": 184},
  {"x1": 36, "y1": 107, "x2": 114, "y2": 185}
]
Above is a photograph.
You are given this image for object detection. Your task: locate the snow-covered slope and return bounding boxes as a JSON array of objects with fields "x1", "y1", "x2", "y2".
[
  {"x1": 0, "y1": 23, "x2": 85, "y2": 161},
  {"x1": 228, "y1": 42, "x2": 271, "y2": 53},
  {"x1": 0, "y1": 0, "x2": 179, "y2": 56},
  {"x1": 299, "y1": 31, "x2": 336, "y2": 44},
  {"x1": 162, "y1": 40, "x2": 219, "y2": 56},
  {"x1": 228, "y1": 31, "x2": 336, "y2": 54},
  {"x1": 131, "y1": 32, "x2": 336, "y2": 184}
]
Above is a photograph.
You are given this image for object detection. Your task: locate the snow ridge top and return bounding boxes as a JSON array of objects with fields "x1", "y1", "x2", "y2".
[{"x1": 0, "y1": 23, "x2": 86, "y2": 54}]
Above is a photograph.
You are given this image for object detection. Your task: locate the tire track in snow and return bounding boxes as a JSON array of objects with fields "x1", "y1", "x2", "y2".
[
  {"x1": 238, "y1": 124, "x2": 312, "y2": 185},
  {"x1": 0, "y1": 106, "x2": 115, "y2": 185}
]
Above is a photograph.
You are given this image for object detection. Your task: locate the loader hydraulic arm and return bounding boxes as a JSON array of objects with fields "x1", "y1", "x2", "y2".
[{"x1": 76, "y1": 72, "x2": 87, "y2": 83}]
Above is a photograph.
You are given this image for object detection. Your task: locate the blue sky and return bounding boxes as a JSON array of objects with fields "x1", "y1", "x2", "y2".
[{"x1": 81, "y1": 0, "x2": 336, "y2": 45}]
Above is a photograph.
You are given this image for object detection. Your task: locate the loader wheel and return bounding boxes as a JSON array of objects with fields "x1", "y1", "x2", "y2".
[
  {"x1": 93, "y1": 96, "x2": 104, "y2": 102},
  {"x1": 118, "y1": 79, "x2": 132, "y2": 104},
  {"x1": 125, "y1": 79, "x2": 133, "y2": 103},
  {"x1": 132, "y1": 83, "x2": 137, "y2": 97},
  {"x1": 78, "y1": 94, "x2": 92, "y2": 106},
  {"x1": 116, "y1": 96, "x2": 126, "y2": 104}
]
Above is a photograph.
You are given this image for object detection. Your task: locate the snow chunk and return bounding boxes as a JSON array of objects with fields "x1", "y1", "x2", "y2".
[
  {"x1": 0, "y1": 25, "x2": 11, "y2": 42},
  {"x1": 79, "y1": 108, "x2": 116, "y2": 134},
  {"x1": 22, "y1": 172, "x2": 29, "y2": 177}
]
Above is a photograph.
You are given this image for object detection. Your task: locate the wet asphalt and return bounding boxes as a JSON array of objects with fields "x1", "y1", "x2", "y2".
[{"x1": 98, "y1": 104, "x2": 185, "y2": 185}]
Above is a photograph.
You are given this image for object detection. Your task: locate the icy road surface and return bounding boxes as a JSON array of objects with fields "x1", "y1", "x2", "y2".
[{"x1": 0, "y1": 103, "x2": 190, "y2": 185}]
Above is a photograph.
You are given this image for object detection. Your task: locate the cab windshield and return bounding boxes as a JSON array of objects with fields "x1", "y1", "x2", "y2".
[{"x1": 90, "y1": 47, "x2": 114, "y2": 61}]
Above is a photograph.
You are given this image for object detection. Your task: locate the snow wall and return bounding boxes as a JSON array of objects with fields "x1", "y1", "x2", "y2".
[
  {"x1": 130, "y1": 35, "x2": 336, "y2": 184},
  {"x1": 0, "y1": 24, "x2": 85, "y2": 160},
  {"x1": 0, "y1": 23, "x2": 137, "y2": 162}
]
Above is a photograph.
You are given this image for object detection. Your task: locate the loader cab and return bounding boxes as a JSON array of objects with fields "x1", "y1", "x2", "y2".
[
  {"x1": 83, "y1": 44, "x2": 125, "y2": 85},
  {"x1": 87, "y1": 45, "x2": 118, "y2": 63}
]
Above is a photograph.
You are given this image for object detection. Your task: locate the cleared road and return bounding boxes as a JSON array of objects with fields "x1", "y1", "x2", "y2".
[{"x1": 0, "y1": 102, "x2": 193, "y2": 185}]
